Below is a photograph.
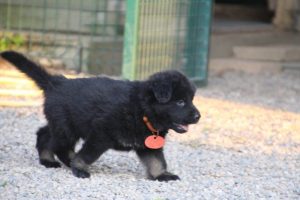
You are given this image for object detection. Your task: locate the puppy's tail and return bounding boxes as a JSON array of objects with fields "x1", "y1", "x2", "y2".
[{"x1": 1, "y1": 51, "x2": 63, "y2": 91}]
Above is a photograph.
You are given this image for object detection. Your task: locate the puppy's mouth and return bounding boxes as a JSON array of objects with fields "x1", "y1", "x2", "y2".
[{"x1": 172, "y1": 123, "x2": 189, "y2": 133}]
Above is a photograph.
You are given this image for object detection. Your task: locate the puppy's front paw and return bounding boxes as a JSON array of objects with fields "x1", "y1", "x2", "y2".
[
  {"x1": 155, "y1": 172, "x2": 180, "y2": 182},
  {"x1": 72, "y1": 167, "x2": 90, "y2": 178}
]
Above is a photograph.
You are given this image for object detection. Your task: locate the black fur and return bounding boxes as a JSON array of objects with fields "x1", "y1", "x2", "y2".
[{"x1": 1, "y1": 51, "x2": 200, "y2": 181}]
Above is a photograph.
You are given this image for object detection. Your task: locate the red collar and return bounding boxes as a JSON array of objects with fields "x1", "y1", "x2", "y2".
[{"x1": 143, "y1": 116, "x2": 159, "y2": 135}]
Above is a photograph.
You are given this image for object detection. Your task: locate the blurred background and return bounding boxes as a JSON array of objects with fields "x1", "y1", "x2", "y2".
[
  {"x1": 0, "y1": 0, "x2": 299, "y2": 107},
  {"x1": 0, "y1": 1, "x2": 299, "y2": 198}
]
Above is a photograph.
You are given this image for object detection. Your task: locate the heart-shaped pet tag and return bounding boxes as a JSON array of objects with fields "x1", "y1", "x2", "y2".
[{"x1": 144, "y1": 135, "x2": 165, "y2": 149}]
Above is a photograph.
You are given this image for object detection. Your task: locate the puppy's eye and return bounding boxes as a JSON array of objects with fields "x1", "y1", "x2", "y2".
[{"x1": 176, "y1": 100, "x2": 185, "y2": 107}]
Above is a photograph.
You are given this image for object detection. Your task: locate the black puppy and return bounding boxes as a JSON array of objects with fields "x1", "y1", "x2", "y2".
[{"x1": 1, "y1": 51, "x2": 200, "y2": 181}]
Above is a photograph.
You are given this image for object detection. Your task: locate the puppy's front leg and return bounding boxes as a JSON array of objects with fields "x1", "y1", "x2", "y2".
[
  {"x1": 136, "y1": 148, "x2": 180, "y2": 181},
  {"x1": 71, "y1": 135, "x2": 111, "y2": 178}
]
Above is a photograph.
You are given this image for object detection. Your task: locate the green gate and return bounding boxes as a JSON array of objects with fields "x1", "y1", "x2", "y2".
[
  {"x1": 0, "y1": 0, "x2": 212, "y2": 85},
  {"x1": 123, "y1": 0, "x2": 212, "y2": 85}
]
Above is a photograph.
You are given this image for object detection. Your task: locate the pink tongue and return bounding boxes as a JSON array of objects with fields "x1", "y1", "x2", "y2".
[{"x1": 180, "y1": 125, "x2": 189, "y2": 131}]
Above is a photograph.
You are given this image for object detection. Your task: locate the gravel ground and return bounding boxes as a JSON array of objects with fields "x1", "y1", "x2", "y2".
[
  {"x1": 0, "y1": 70, "x2": 299, "y2": 200},
  {"x1": 201, "y1": 69, "x2": 300, "y2": 113}
]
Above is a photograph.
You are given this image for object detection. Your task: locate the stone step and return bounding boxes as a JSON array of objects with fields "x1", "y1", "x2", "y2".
[
  {"x1": 209, "y1": 58, "x2": 283, "y2": 75},
  {"x1": 281, "y1": 62, "x2": 300, "y2": 69},
  {"x1": 0, "y1": 77, "x2": 38, "y2": 89},
  {"x1": 0, "y1": 69, "x2": 25, "y2": 78},
  {"x1": 0, "y1": 89, "x2": 42, "y2": 97},
  {"x1": 210, "y1": 32, "x2": 300, "y2": 59},
  {"x1": 0, "y1": 58, "x2": 86, "y2": 108},
  {"x1": 0, "y1": 68, "x2": 80, "y2": 79},
  {"x1": 0, "y1": 69, "x2": 85, "y2": 91},
  {"x1": 233, "y1": 45, "x2": 300, "y2": 62},
  {"x1": 0, "y1": 99, "x2": 42, "y2": 107}
]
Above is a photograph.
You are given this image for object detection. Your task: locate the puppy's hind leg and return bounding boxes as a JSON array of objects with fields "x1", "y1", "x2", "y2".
[
  {"x1": 36, "y1": 126, "x2": 61, "y2": 168},
  {"x1": 51, "y1": 135, "x2": 77, "y2": 168},
  {"x1": 71, "y1": 134, "x2": 112, "y2": 178}
]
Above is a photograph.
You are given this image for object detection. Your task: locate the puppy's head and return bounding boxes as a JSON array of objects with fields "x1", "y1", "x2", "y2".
[{"x1": 144, "y1": 70, "x2": 200, "y2": 133}]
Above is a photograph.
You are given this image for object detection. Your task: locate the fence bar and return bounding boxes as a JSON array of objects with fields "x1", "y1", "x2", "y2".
[{"x1": 122, "y1": 0, "x2": 140, "y2": 80}]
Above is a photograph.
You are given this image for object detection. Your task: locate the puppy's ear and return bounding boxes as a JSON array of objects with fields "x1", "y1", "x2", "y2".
[{"x1": 151, "y1": 81, "x2": 172, "y2": 103}]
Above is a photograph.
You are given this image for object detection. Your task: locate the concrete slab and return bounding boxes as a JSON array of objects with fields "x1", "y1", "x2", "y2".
[
  {"x1": 209, "y1": 58, "x2": 282, "y2": 75},
  {"x1": 233, "y1": 45, "x2": 300, "y2": 62},
  {"x1": 210, "y1": 32, "x2": 300, "y2": 58},
  {"x1": 282, "y1": 62, "x2": 300, "y2": 69}
]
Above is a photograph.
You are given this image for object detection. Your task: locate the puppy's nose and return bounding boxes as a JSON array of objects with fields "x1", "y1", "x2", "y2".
[{"x1": 194, "y1": 112, "x2": 201, "y2": 121}]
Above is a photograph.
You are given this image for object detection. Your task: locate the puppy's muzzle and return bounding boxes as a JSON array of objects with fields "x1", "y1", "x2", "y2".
[
  {"x1": 194, "y1": 112, "x2": 201, "y2": 121},
  {"x1": 190, "y1": 110, "x2": 201, "y2": 124}
]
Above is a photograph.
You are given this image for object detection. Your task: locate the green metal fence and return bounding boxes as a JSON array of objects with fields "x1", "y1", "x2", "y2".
[
  {"x1": 0, "y1": 0, "x2": 126, "y2": 75},
  {"x1": 0, "y1": 0, "x2": 212, "y2": 84},
  {"x1": 123, "y1": 0, "x2": 212, "y2": 84}
]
